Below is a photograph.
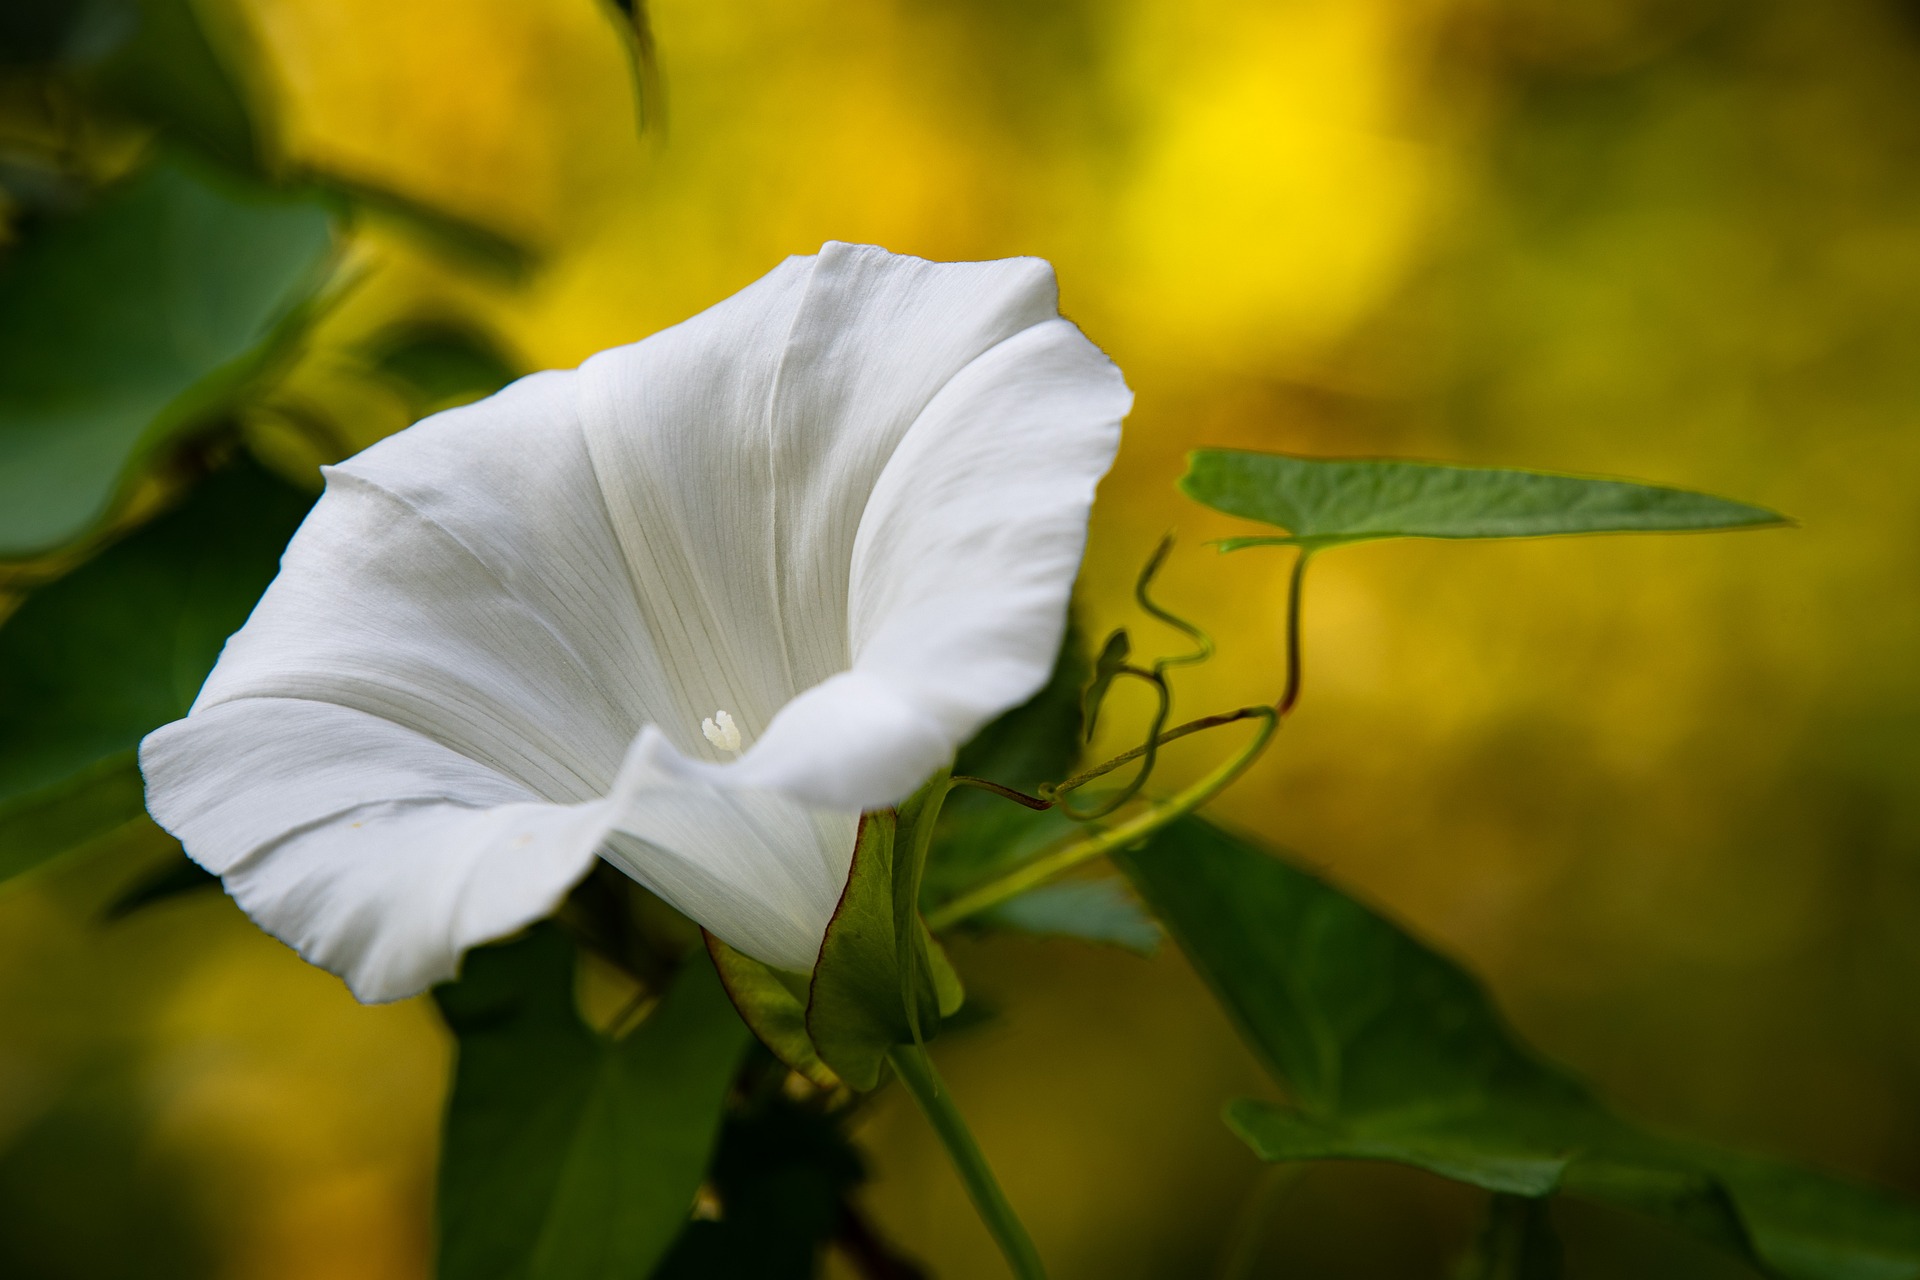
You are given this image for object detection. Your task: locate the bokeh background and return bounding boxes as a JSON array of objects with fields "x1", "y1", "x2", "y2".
[{"x1": 4, "y1": 0, "x2": 1919, "y2": 1275}]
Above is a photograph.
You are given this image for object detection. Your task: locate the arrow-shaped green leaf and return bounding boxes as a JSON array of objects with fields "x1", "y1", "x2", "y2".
[{"x1": 1180, "y1": 450, "x2": 1786, "y2": 550}]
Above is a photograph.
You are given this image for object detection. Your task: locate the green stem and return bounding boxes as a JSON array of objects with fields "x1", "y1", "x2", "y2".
[
  {"x1": 1214, "y1": 1164, "x2": 1304, "y2": 1280},
  {"x1": 887, "y1": 1044, "x2": 1047, "y2": 1280},
  {"x1": 925, "y1": 705, "x2": 1277, "y2": 931},
  {"x1": 1278, "y1": 549, "x2": 1311, "y2": 717}
]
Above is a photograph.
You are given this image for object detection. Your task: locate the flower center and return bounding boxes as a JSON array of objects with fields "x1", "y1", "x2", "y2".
[{"x1": 701, "y1": 709, "x2": 742, "y2": 754}]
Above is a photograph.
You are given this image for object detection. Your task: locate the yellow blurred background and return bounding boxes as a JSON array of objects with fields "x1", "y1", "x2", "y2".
[{"x1": 5, "y1": 0, "x2": 1919, "y2": 1275}]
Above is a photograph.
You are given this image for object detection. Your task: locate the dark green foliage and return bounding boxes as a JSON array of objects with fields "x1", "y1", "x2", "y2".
[
  {"x1": 96, "y1": 0, "x2": 267, "y2": 172},
  {"x1": 1459, "y1": 1195, "x2": 1564, "y2": 1280},
  {"x1": 364, "y1": 321, "x2": 521, "y2": 415},
  {"x1": 0, "y1": 459, "x2": 311, "y2": 881},
  {"x1": 0, "y1": 0, "x2": 132, "y2": 67},
  {"x1": 0, "y1": 1085, "x2": 215, "y2": 1280},
  {"x1": 0, "y1": 756, "x2": 149, "y2": 883},
  {"x1": 0, "y1": 459, "x2": 310, "y2": 803},
  {"x1": 1180, "y1": 450, "x2": 1786, "y2": 550},
  {"x1": 0, "y1": 160, "x2": 332, "y2": 556},
  {"x1": 1118, "y1": 818, "x2": 1920, "y2": 1280},
  {"x1": 433, "y1": 926, "x2": 749, "y2": 1280},
  {"x1": 101, "y1": 850, "x2": 216, "y2": 919},
  {"x1": 977, "y1": 877, "x2": 1160, "y2": 955},
  {"x1": 653, "y1": 1085, "x2": 876, "y2": 1280}
]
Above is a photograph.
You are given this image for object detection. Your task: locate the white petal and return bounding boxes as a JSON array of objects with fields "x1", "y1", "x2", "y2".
[
  {"x1": 601, "y1": 728, "x2": 859, "y2": 972},
  {"x1": 141, "y1": 698, "x2": 607, "y2": 1002},
  {"x1": 194, "y1": 370, "x2": 656, "y2": 800},
  {"x1": 700, "y1": 314, "x2": 1133, "y2": 808},
  {"x1": 850, "y1": 318, "x2": 1132, "y2": 737},
  {"x1": 576, "y1": 242, "x2": 1063, "y2": 737}
]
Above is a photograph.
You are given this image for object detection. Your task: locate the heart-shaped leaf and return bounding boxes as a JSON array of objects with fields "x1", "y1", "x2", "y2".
[
  {"x1": 0, "y1": 160, "x2": 333, "y2": 557},
  {"x1": 1117, "y1": 819, "x2": 1920, "y2": 1280},
  {"x1": 434, "y1": 926, "x2": 749, "y2": 1280}
]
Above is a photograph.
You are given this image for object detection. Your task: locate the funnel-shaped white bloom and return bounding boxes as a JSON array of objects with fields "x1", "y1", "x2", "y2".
[{"x1": 140, "y1": 243, "x2": 1131, "y2": 1002}]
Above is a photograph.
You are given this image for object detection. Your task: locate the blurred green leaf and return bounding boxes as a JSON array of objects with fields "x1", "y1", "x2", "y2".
[
  {"x1": 0, "y1": 0, "x2": 135, "y2": 67},
  {"x1": 1179, "y1": 450, "x2": 1787, "y2": 551},
  {"x1": 0, "y1": 159, "x2": 333, "y2": 557},
  {"x1": 97, "y1": 0, "x2": 266, "y2": 172},
  {"x1": 0, "y1": 1082, "x2": 216, "y2": 1280},
  {"x1": 807, "y1": 786, "x2": 963, "y2": 1092},
  {"x1": 0, "y1": 460, "x2": 311, "y2": 882},
  {"x1": 433, "y1": 925, "x2": 749, "y2": 1280},
  {"x1": 364, "y1": 321, "x2": 520, "y2": 415},
  {"x1": 0, "y1": 755, "x2": 148, "y2": 883},
  {"x1": 599, "y1": 0, "x2": 666, "y2": 138},
  {"x1": 1117, "y1": 819, "x2": 1920, "y2": 1280},
  {"x1": 652, "y1": 1089, "x2": 881, "y2": 1280},
  {"x1": 706, "y1": 933, "x2": 841, "y2": 1090},
  {"x1": 102, "y1": 849, "x2": 215, "y2": 919},
  {"x1": 314, "y1": 171, "x2": 540, "y2": 279},
  {"x1": 1458, "y1": 1195, "x2": 1564, "y2": 1280},
  {"x1": 978, "y1": 878, "x2": 1160, "y2": 955}
]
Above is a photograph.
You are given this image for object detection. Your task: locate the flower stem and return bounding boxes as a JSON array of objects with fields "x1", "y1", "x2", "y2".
[
  {"x1": 925, "y1": 705, "x2": 1277, "y2": 931},
  {"x1": 887, "y1": 1044, "x2": 1048, "y2": 1280}
]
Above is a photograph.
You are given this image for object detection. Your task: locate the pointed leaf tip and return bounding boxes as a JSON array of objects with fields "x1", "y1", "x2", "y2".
[{"x1": 1179, "y1": 449, "x2": 1788, "y2": 548}]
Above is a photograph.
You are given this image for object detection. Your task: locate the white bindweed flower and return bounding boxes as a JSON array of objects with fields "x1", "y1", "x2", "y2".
[{"x1": 139, "y1": 243, "x2": 1131, "y2": 1002}]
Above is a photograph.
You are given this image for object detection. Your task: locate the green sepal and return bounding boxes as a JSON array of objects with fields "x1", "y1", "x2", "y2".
[
  {"x1": 704, "y1": 932, "x2": 842, "y2": 1091},
  {"x1": 1179, "y1": 449, "x2": 1787, "y2": 550},
  {"x1": 806, "y1": 774, "x2": 964, "y2": 1091}
]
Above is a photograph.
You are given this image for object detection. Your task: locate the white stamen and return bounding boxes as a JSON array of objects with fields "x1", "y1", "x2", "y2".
[{"x1": 701, "y1": 709, "x2": 742, "y2": 754}]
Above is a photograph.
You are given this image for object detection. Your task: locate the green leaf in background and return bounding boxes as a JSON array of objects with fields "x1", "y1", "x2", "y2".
[
  {"x1": 363, "y1": 320, "x2": 521, "y2": 416},
  {"x1": 0, "y1": 756, "x2": 148, "y2": 884},
  {"x1": 599, "y1": 0, "x2": 667, "y2": 139},
  {"x1": 1459, "y1": 1194, "x2": 1564, "y2": 1280},
  {"x1": 0, "y1": 459, "x2": 312, "y2": 883},
  {"x1": 1179, "y1": 450, "x2": 1787, "y2": 550},
  {"x1": 97, "y1": 0, "x2": 269, "y2": 172},
  {"x1": 433, "y1": 925, "x2": 749, "y2": 1280},
  {"x1": 101, "y1": 849, "x2": 217, "y2": 919},
  {"x1": 806, "y1": 790, "x2": 963, "y2": 1092},
  {"x1": 0, "y1": 159, "x2": 333, "y2": 557},
  {"x1": 652, "y1": 1089, "x2": 876, "y2": 1280},
  {"x1": 0, "y1": 0, "x2": 133, "y2": 67},
  {"x1": 1116, "y1": 818, "x2": 1920, "y2": 1280},
  {"x1": 315, "y1": 172, "x2": 541, "y2": 280},
  {"x1": 977, "y1": 878, "x2": 1160, "y2": 955}
]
